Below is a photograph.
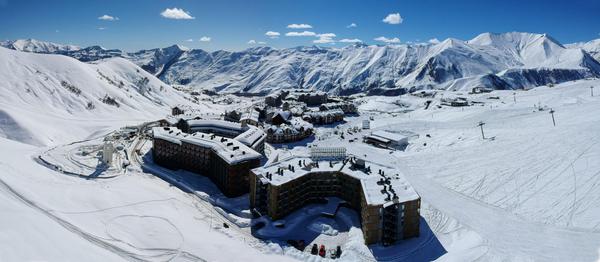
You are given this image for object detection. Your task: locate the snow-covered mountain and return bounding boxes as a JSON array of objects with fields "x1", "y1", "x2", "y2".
[
  {"x1": 127, "y1": 45, "x2": 187, "y2": 77},
  {"x1": 1, "y1": 39, "x2": 80, "y2": 53},
  {"x1": 0, "y1": 46, "x2": 190, "y2": 146},
  {"x1": 159, "y1": 32, "x2": 600, "y2": 94},
  {"x1": 566, "y1": 39, "x2": 600, "y2": 62},
  {"x1": 4, "y1": 32, "x2": 600, "y2": 94}
]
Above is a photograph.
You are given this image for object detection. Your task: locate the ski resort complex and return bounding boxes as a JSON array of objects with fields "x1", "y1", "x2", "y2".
[
  {"x1": 3, "y1": 1, "x2": 600, "y2": 261},
  {"x1": 250, "y1": 156, "x2": 420, "y2": 245}
]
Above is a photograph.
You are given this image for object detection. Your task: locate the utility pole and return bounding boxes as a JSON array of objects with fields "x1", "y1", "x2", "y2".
[
  {"x1": 549, "y1": 109, "x2": 556, "y2": 127},
  {"x1": 478, "y1": 121, "x2": 486, "y2": 139}
]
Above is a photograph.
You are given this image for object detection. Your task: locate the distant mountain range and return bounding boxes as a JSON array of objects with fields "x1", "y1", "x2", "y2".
[{"x1": 3, "y1": 32, "x2": 600, "y2": 95}]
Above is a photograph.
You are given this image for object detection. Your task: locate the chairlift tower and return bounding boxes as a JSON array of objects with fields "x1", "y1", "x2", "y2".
[
  {"x1": 549, "y1": 109, "x2": 556, "y2": 127},
  {"x1": 591, "y1": 86, "x2": 595, "y2": 97},
  {"x1": 477, "y1": 121, "x2": 486, "y2": 139}
]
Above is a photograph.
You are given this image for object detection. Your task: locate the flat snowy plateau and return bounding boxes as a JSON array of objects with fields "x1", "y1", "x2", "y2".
[{"x1": 1, "y1": 46, "x2": 600, "y2": 261}]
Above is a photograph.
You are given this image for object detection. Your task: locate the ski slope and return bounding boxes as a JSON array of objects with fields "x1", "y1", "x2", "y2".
[{"x1": 311, "y1": 79, "x2": 600, "y2": 261}]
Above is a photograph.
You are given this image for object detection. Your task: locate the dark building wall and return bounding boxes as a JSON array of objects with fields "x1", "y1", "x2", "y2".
[
  {"x1": 153, "y1": 137, "x2": 260, "y2": 197},
  {"x1": 249, "y1": 168, "x2": 420, "y2": 245},
  {"x1": 402, "y1": 198, "x2": 421, "y2": 239}
]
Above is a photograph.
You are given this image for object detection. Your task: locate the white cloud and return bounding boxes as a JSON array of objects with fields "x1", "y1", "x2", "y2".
[
  {"x1": 185, "y1": 39, "x2": 194, "y2": 42},
  {"x1": 55, "y1": 29, "x2": 60, "y2": 33},
  {"x1": 374, "y1": 36, "x2": 401, "y2": 43},
  {"x1": 317, "y1": 33, "x2": 336, "y2": 38},
  {"x1": 199, "y1": 36, "x2": 211, "y2": 42},
  {"x1": 248, "y1": 40, "x2": 267, "y2": 45},
  {"x1": 382, "y1": 13, "x2": 403, "y2": 24},
  {"x1": 97, "y1": 27, "x2": 106, "y2": 30},
  {"x1": 265, "y1": 31, "x2": 280, "y2": 39},
  {"x1": 285, "y1": 31, "x2": 317, "y2": 37},
  {"x1": 428, "y1": 38, "x2": 440, "y2": 44},
  {"x1": 339, "y1": 38, "x2": 362, "y2": 43},
  {"x1": 98, "y1": 14, "x2": 119, "y2": 21},
  {"x1": 160, "y1": 8, "x2": 195, "y2": 20},
  {"x1": 314, "y1": 38, "x2": 335, "y2": 44},
  {"x1": 314, "y1": 33, "x2": 336, "y2": 44},
  {"x1": 287, "y1": 23, "x2": 312, "y2": 29},
  {"x1": 347, "y1": 23, "x2": 357, "y2": 28}
]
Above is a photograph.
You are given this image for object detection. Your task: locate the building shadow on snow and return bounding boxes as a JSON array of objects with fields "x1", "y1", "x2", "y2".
[
  {"x1": 142, "y1": 150, "x2": 446, "y2": 261},
  {"x1": 251, "y1": 198, "x2": 446, "y2": 261}
]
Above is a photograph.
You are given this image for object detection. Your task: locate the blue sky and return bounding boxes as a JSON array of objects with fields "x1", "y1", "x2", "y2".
[{"x1": 1, "y1": 0, "x2": 599, "y2": 51}]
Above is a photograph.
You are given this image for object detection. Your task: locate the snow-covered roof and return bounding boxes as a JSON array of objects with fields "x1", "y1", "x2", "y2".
[
  {"x1": 152, "y1": 127, "x2": 261, "y2": 164},
  {"x1": 265, "y1": 118, "x2": 313, "y2": 134},
  {"x1": 290, "y1": 117, "x2": 313, "y2": 130},
  {"x1": 240, "y1": 110, "x2": 259, "y2": 122},
  {"x1": 187, "y1": 119, "x2": 244, "y2": 132},
  {"x1": 321, "y1": 102, "x2": 355, "y2": 110},
  {"x1": 273, "y1": 110, "x2": 291, "y2": 120},
  {"x1": 162, "y1": 116, "x2": 181, "y2": 126},
  {"x1": 234, "y1": 126, "x2": 266, "y2": 148},
  {"x1": 183, "y1": 119, "x2": 265, "y2": 149},
  {"x1": 252, "y1": 156, "x2": 419, "y2": 205},
  {"x1": 308, "y1": 109, "x2": 344, "y2": 117},
  {"x1": 365, "y1": 134, "x2": 390, "y2": 144},
  {"x1": 370, "y1": 131, "x2": 407, "y2": 143}
]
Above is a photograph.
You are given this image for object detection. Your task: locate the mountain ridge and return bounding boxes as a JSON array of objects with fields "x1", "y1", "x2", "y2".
[{"x1": 3, "y1": 32, "x2": 600, "y2": 94}]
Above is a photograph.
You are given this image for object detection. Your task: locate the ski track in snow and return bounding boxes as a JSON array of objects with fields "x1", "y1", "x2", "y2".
[
  {"x1": 403, "y1": 170, "x2": 600, "y2": 261},
  {"x1": 0, "y1": 165, "x2": 209, "y2": 262}
]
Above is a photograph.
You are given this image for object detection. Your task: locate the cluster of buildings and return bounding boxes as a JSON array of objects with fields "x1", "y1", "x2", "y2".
[
  {"x1": 440, "y1": 96, "x2": 470, "y2": 107},
  {"x1": 319, "y1": 102, "x2": 358, "y2": 115},
  {"x1": 152, "y1": 91, "x2": 423, "y2": 247},
  {"x1": 263, "y1": 90, "x2": 353, "y2": 126},
  {"x1": 265, "y1": 118, "x2": 314, "y2": 144},
  {"x1": 303, "y1": 109, "x2": 345, "y2": 125},
  {"x1": 249, "y1": 154, "x2": 420, "y2": 246},
  {"x1": 265, "y1": 90, "x2": 329, "y2": 107}
]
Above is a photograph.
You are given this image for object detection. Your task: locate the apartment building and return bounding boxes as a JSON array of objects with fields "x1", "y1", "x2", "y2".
[
  {"x1": 152, "y1": 126, "x2": 262, "y2": 197},
  {"x1": 249, "y1": 156, "x2": 420, "y2": 245}
]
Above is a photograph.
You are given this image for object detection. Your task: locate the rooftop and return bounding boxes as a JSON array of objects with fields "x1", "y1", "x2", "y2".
[
  {"x1": 187, "y1": 119, "x2": 244, "y2": 132},
  {"x1": 234, "y1": 125, "x2": 267, "y2": 147},
  {"x1": 152, "y1": 126, "x2": 262, "y2": 165},
  {"x1": 251, "y1": 155, "x2": 419, "y2": 205},
  {"x1": 240, "y1": 110, "x2": 260, "y2": 122},
  {"x1": 308, "y1": 109, "x2": 344, "y2": 117},
  {"x1": 369, "y1": 131, "x2": 407, "y2": 143}
]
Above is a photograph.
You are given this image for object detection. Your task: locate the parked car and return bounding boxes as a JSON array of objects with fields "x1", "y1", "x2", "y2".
[
  {"x1": 330, "y1": 249, "x2": 337, "y2": 258},
  {"x1": 319, "y1": 245, "x2": 326, "y2": 257}
]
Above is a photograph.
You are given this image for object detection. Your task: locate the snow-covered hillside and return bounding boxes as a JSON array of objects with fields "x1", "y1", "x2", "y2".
[
  {"x1": 0, "y1": 47, "x2": 191, "y2": 146},
  {"x1": 1, "y1": 39, "x2": 80, "y2": 53},
  {"x1": 567, "y1": 39, "x2": 600, "y2": 62},
  {"x1": 4, "y1": 32, "x2": 600, "y2": 94}
]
